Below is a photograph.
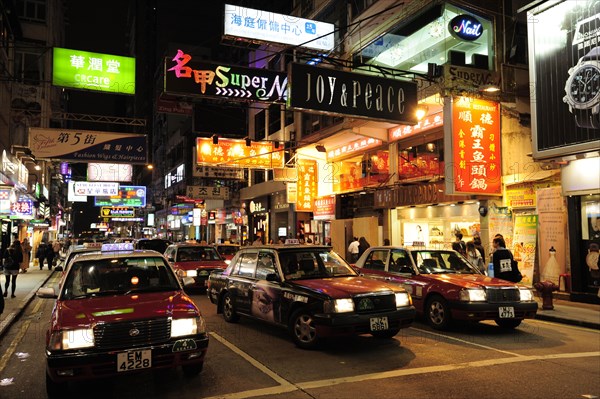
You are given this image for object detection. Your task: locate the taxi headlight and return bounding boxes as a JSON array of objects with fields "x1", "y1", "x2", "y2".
[
  {"x1": 49, "y1": 329, "x2": 95, "y2": 351},
  {"x1": 224, "y1": 259, "x2": 231, "y2": 266},
  {"x1": 186, "y1": 270, "x2": 198, "y2": 277},
  {"x1": 324, "y1": 298, "x2": 355, "y2": 313},
  {"x1": 171, "y1": 318, "x2": 198, "y2": 337},
  {"x1": 395, "y1": 292, "x2": 412, "y2": 308},
  {"x1": 459, "y1": 288, "x2": 487, "y2": 302},
  {"x1": 519, "y1": 288, "x2": 534, "y2": 301}
]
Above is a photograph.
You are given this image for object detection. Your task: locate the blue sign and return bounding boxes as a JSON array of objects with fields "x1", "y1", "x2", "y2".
[
  {"x1": 449, "y1": 15, "x2": 483, "y2": 41},
  {"x1": 95, "y1": 185, "x2": 146, "y2": 207}
]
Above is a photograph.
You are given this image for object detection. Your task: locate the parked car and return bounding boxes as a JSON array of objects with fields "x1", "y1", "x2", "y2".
[
  {"x1": 135, "y1": 238, "x2": 172, "y2": 254},
  {"x1": 164, "y1": 243, "x2": 228, "y2": 288},
  {"x1": 56, "y1": 242, "x2": 103, "y2": 274},
  {"x1": 354, "y1": 247, "x2": 538, "y2": 330},
  {"x1": 37, "y1": 242, "x2": 208, "y2": 397},
  {"x1": 207, "y1": 245, "x2": 416, "y2": 349},
  {"x1": 214, "y1": 244, "x2": 240, "y2": 263}
]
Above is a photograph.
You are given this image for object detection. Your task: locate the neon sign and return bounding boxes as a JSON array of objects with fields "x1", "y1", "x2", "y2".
[{"x1": 449, "y1": 15, "x2": 483, "y2": 41}]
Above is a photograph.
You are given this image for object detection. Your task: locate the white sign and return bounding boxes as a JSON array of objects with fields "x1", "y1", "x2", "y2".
[
  {"x1": 187, "y1": 186, "x2": 230, "y2": 200},
  {"x1": 88, "y1": 163, "x2": 133, "y2": 182},
  {"x1": 164, "y1": 164, "x2": 184, "y2": 188},
  {"x1": 73, "y1": 181, "x2": 119, "y2": 196},
  {"x1": 192, "y1": 165, "x2": 245, "y2": 180},
  {"x1": 224, "y1": 4, "x2": 335, "y2": 51},
  {"x1": 67, "y1": 181, "x2": 87, "y2": 202},
  {"x1": 193, "y1": 208, "x2": 201, "y2": 227}
]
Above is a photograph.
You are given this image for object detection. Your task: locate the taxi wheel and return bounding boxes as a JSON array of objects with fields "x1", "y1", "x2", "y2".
[
  {"x1": 289, "y1": 309, "x2": 319, "y2": 349},
  {"x1": 426, "y1": 295, "x2": 452, "y2": 330},
  {"x1": 182, "y1": 362, "x2": 204, "y2": 378},
  {"x1": 371, "y1": 328, "x2": 401, "y2": 339},
  {"x1": 46, "y1": 372, "x2": 68, "y2": 397},
  {"x1": 494, "y1": 319, "x2": 522, "y2": 329},
  {"x1": 222, "y1": 292, "x2": 239, "y2": 323}
]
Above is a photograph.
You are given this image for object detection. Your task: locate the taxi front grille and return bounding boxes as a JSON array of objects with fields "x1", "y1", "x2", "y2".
[
  {"x1": 486, "y1": 288, "x2": 520, "y2": 303},
  {"x1": 353, "y1": 294, "x2": 396, "y2": 314},
  {"x1": 94, "y1": 318, "x2": 171, "y2": 350}
]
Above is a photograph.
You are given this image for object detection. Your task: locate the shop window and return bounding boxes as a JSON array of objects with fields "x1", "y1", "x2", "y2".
[
  {"x1": 397, "y1": 140, "x2": 443, "y2": 182},
  {"x1": 334, "y1": 150, "x2": 389, "y2": 193},
  {"x1": 14, "y1": 49, "x2": 43, "y2": 85},
  {"x1": 582, "y1": 194, "x2": 600, "y2": 241}
]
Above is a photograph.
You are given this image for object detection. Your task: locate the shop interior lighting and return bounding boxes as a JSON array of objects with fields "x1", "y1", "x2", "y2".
[{"x1": 315, "y1": 144, "x2": 327, "y2": 153}]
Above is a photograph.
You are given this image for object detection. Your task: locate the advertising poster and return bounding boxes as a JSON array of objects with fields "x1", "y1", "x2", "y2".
[
  {"x1": 537, "y1": 187, "x2": 567, "y2": 285},
  {"x1": 488, "y1": 205, "x2": 513, "y2": 249},
  {"x1": 512, "y1": 214, "x2": 538, "y2": 286}
]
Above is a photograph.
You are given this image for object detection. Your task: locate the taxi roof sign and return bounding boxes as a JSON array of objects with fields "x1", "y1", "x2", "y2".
[
  {"x1": 101, "y1": 243, "x2": 134, "y2": 252},
  {"x1": 284, "y1": 239, "x2": 300, "y2": 245}
]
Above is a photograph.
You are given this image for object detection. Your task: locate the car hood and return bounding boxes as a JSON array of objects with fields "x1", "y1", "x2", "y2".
[
  {"x1": 173, "y1": 260, "x2": 227, "y2": 270},
  {"x1": 292, "y1": 277, "x2": 402, "y2": 299},
  {"x1": 422, "y1": 273, "x2": 519, "y2": 288},
  {"x1": 54, "y1": 291, "x2": 198, "y2": 330}
]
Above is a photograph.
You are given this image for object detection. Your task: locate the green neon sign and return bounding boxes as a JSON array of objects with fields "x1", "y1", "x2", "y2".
[{"x1": 52, "y1": 47, "x2": 136, "y2": 95}]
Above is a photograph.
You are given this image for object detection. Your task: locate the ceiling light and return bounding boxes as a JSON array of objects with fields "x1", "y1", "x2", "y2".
[
  {"x1": 34, "y1": 164, "x2": 41, "y2": 171},
  {"x1": 315, "y1": 144, "x2": 326, "y2": 153}
]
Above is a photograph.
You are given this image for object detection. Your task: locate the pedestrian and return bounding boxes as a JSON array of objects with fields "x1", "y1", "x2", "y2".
[
  {"x1": 52, "y1": 239, "x2": 61, "y2": 258},
  {"x1": 253, "y1": 236, "x2": 262, "y2": 246},
  {"x1": 466, "y1": 241, "x2": 485, "y2": 273},
  {"x1": 269, "y1": 238, "x2": 274, "y2": 244},
  {"x1": 454, "y1": 233, "x2": 467, "y2": 256},
  {"x1": 358, "y1": 237, "x2": 370, "y2": 259},
  {"x1": 3, "y1": 240, "x2": 23, "y2": 298},
  {"x1": 383, "y1": 238, "x2": 390, "y2": 246},
  {"x1": 21, "y1": 238, "x2": 31, "y2": 273},
  {"x1": 473, "y1": 235, "x2": 485, "y2": 260},
  {"x1": 490, "y1": 233, "x2": 504, "y2": 261},
  {"x1": 347, "y1": 237, "x2": 359, "y2": 263},
  {"x1": 306, "y1": 237, "x2": 312, "y2": 244},
  {"x1": 36, "y1": 241, "x2": 47, "y2": 270},
  {"x1": 45, "y1": 241, "x2": 56, "y2": 269},
  {"x1": 492, "y1": 236, "x2": 522, "y2": 282}
]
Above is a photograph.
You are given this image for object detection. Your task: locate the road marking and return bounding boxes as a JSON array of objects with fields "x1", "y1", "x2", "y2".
[
  {"x1": 209, "y1": 332, "x2": 293, "y2": 387},
  {"x1": 409, "y1": 327, "x2": 525, "y2": 357}
]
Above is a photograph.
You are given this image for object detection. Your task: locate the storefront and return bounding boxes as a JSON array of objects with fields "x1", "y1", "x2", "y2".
[
  {"x1": 248, "y1": 196, "x2": 269, "y2": 244},
  {"x1": 271, "y1": 191, "x2": 290, "y2": 243}
]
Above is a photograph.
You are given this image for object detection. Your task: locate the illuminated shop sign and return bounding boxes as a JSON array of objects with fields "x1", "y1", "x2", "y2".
[
  {"x1": 314, "y1": 196, "x2": 335, "y2": 220},
  {"x1": 196, "y1": 138, "x2": 284, "y2": 169},
  {"x1": 327, "y1": 137, "x2": 383, "y2": 161},
  {"x1": 29, "y1": 128, "x2": 148, "y2": 164},
  {"x1": 101, "y1": 207, "x2": 135, "y2": 218},
  {"x1": 186, "y1": 186, "x2": 230, "y2": 200},
  {"x1": 88, "y1": 163, "x2": 133, "y2": 182},
  {"x1": 73, "y1": 181, "x2": 119, "y2": 196},
  {"x1": 95, "y1": 185, "x2": 146, "y2": 207},
  {"x1": 223, "y1": 4, "x2": 334, "y2": 51},
  {"x1": 10, "y1": 200, "x2": 34, "y2": 219},
  {"x1": 449, "y1": 15, "x2": 483, "y2": 41},
  {"x1": 166, "y1": 50, "x2": 287, "y2": 103},
  {"x1": 444, "y1": 97, "x2": 502, "y2": 195},
  {"x1": 192, "y1": 165, "x2": 245, "y2": 180},
  {"x1": 52, "y1": 47, "x2": 135, "y2": 95},
  {"x1": 389, "y1": 112, "x2": 443, "y2": 142},
  {"x1": 290, "y1": 63, "x2": 418, "y2": 124},
  {"x1": 296, "y1": 160, "x2": 317, "y2": 212},
  {"x1": 164, "y1": 164, "x2": 185, "y2": 188}
]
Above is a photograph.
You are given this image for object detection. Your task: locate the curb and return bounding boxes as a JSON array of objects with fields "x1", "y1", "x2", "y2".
[
  {"x1": 0, "y1": 270, "x2": 56, "y2": 339},
  {"x1": 535, "y1": 313, "x2": 600, "y2": 330}
]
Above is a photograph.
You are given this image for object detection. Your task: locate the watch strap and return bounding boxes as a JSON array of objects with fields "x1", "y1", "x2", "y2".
[
  {"x1": 583, "y1": 46, "x2": 600, "y2": 61},
  {"x1": 574, "y1": 108, "x2": 600, "y2": 128}
]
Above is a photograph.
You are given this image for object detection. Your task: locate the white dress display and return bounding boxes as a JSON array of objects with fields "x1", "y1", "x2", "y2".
[{"x1": 541, "y1": 247, "x2": 561, "y2": 284}]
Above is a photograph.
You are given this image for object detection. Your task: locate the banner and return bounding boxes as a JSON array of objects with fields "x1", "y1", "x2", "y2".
[
  {"x1": 488, "y1": 205, "x2": 513, "y2": 249},
  {"x1": 296, "y1": 160, "x2": 317, "y2": 212},
  {"x1": 537, "y1": 187, "x2": 567, "y2": 285},
  {"x1": 512, "y1": 214, "x2": 538, "y2": 286}
]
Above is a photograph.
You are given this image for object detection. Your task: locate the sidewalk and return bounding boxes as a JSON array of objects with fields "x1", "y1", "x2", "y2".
[
  {"x1": 534, "y1": 297, "x2": 600, "y2": 330},
  {"x1": 0, "y1": 267, "x2": 55, "y2": 337}
]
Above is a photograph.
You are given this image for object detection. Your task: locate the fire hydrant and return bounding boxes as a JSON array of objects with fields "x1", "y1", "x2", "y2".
[{"x1": 534, "y1": 280, "x2": 559, "y2": 310}]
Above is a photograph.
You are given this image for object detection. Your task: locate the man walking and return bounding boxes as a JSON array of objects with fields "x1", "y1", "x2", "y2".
[{"x1": 348, "y1": 237, "x2": 359, "y2": 263}]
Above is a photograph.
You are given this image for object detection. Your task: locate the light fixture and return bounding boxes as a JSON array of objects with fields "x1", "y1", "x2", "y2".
[
  {"x1": 480, "y1": 84, "x2": 500, "y2": 93},
  {"x1": 415, "y1": 106, "x2": 428, "y2": 121},
  {"x1": 146, "y1": 164, "x2": 154, "y2": 170},
  {"x1": 212, "y1": 134, "x2": 219, "y2": 145},
  {"x1": 245, "y1": 137, "x2": 252, "y2": 147},
  {"x1": 34, "y1": 163, "x2": 41, "y2": 171},
  {"x1": 315, "y1": 144, "x2": 326, "y2": 153}
]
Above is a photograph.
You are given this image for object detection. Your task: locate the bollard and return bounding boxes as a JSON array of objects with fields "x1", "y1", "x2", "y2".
[{"x1": 533, "y1": 280, "x2": 559, "y2": 310}]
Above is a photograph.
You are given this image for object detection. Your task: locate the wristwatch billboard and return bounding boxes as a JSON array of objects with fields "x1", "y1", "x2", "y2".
[{"x1": 563, "y1": 46, "x2": 600, "y2": 129}]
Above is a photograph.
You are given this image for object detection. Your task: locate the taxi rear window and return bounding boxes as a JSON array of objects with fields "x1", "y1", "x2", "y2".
[
  {"x1": 61, "y1": 257, "x2": 180, "y2": 300},
  {"x1": 176, "y1": 247, "x2": 221, "y2": 262}
]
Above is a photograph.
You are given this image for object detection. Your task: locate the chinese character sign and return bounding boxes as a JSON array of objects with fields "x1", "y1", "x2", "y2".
[
  {"x1": 196, "y1": 138, "x2": 284, "y2": 169},
  {"x1": 447, "y1": 97, "x2": 501, "y2": 195},
  {"x1": 94, "y1": 185, "x2": 146, "y2": 207},
  {"x1": 314, "y1": 196, "x2": 335, "y2": 220},
  {"x1": 296, "y1": 160, "x2": 317, "y2": 212},
  {"x1": 52, "y1": 47, "x2": 135, "y2": 95}
]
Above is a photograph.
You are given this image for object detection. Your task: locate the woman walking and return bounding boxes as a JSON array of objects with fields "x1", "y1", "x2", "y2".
[
  {"x1": 3, "y1": 240, "x2": 23, "y2": 298},
  {"x1": 358, "y1": 237, "x2": 371, "y2": 259},
  {"x1": 21, "y1": 238, "x2": 31, "y2": 273}
]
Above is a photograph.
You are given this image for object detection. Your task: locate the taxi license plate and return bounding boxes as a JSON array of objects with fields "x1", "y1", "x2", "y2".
[
  {"x1": 369, "y1": 317, "x2": 389, "y2": 331},
  {"x1": 117, "y1": 350, "x2": 151, "y2": 372},
  {"x1": 498, "y1": 307, "x2": 515, "y2": 318}
]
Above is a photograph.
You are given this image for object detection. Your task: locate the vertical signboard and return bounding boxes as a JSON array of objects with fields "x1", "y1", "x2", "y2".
[
  {"x1": 445, "y1": 96, "x2": 502, "y2": 195},
  {"x1": 296, "y1": 160, "x2": 317, "y2": 212},
  {"x1": 537, "y1": 187, "x2": 567, "y2": 285}
]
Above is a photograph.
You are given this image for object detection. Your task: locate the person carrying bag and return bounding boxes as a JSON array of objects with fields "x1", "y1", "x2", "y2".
[
  {"x1": 492, "y1": 236, "x2": 523, "y2": 283},
  {"x1": 4, "y1": 240, "x2": 23, "y2": 298}
]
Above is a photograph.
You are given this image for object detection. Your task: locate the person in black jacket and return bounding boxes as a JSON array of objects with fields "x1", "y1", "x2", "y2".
[
  {"x1": 492, "y1": 236, "x2": 520, "y2": 283},
  {"x1": 36, "y1": 242, "x2": 47, "y2": 270},
  {"x1": 4, "y1": 240, "x2": 23, "y2": 298},
  {"x1": 358, "y1": 237, "x2": 371, "y2": 259}
]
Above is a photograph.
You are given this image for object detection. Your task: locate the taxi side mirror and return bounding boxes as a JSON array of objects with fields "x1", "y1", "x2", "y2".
[
  {"x1": 37, "y1": 287, "x2": 57, "y2": 299},
  {"x1": 265, "y1": 273, "x2": 279, "y2": 282}
]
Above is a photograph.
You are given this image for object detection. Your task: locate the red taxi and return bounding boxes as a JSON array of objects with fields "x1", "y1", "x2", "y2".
[
  {"x1": 164, "y1": 243, "x2": 228, "y2": 288},
  {"x1": 214, "y1": 244, "x2": 240, "y2": 264},
  {"x1": 355, "y1": 247, "x2": 538, "y2": 330},
  {"x1": 37, "y1": 243, "x2": 208, "y2": 397}
]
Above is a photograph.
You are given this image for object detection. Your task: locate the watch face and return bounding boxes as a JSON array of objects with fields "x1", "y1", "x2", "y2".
[{"x1": 570, "y1": 65, "x2": 600, "y2": 104}]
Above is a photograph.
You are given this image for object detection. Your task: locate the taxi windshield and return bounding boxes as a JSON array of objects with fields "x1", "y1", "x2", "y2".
[
  {"x1": 279, "y1": 250, "x2": 357, "y2": 280},
  {"x1": 412, "y1": 251, "x2": 479, "y2": 274},
  {"x1": 176, "y1": 247, "x2": 221, "y2": 262},
  {"x1": 61, "y1": 256, "x2": 180, "y2": 300}
]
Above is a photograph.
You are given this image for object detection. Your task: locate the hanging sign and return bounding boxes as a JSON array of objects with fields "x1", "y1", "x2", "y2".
[
  {"x1": 389, "y1": 112, "x2": 443, "y2": 142},
  {"x1": 448, "y1": 15, "x2": 484, "y2": 41},
  {"x1": 314, "y1": 196, "x2": 335, "y2": 220},
  {"x1": 196, "y1": 137, "x2": 284, "y2": 169},
  {"x1": 444, "y1": 96, "x2": 502, "y2": 195},
  {"x1": 95, "y1": 185, "x2": 146, "y2": 207},
  {"x1": 296, "y1": 160, "x2": 317, "y2": 212},
  {"x1": 74, "y1": 181, "x2": 119, "y2": 196},
  {"x1": 186, "y1": 186, "x2": 230, "y2": 200}
]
